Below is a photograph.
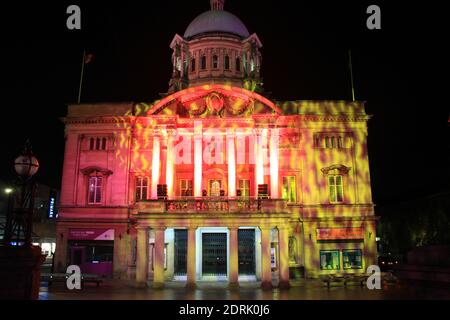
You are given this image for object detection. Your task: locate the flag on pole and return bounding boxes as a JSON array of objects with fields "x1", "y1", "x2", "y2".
[{"x1": 78, "y1": 50, "x2": 94, "y2": 104}]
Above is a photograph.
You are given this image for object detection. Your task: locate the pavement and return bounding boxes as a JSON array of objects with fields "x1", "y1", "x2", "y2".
[{"x1": 38, "y1": 278, "x2": 450, "y2": 300}]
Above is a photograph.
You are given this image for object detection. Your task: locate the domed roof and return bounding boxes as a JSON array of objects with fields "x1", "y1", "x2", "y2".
[{"x1": 184, "y1": 10, "x2": 250, "y2": 39}]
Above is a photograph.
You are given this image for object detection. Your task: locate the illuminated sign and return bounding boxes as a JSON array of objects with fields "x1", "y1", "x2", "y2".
[
  {"x1": 48, "y1": 190, "x2": 57, "y2": 219},
  {"x1": 48, "y1": 197, "x2": 55, "y2": 219},
  {"x1": 316, "y1": 228, "x2": 364, "y2": 240},
  {"x1": 69, "y1": 229, "x2": 115, "y2": 241}
]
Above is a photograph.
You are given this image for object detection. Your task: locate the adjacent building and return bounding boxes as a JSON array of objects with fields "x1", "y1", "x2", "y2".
[{"x1": 55, "y1": 0, "x2": 377, "y2": 288}]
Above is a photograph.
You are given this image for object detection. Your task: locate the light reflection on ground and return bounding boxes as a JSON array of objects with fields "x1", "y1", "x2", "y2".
[{"x1": 38, "y1": 279, "x2": 450, "y2": 300}]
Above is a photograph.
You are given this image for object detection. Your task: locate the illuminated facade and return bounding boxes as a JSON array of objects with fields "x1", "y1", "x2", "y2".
[{"x1": 55, "y1": 0, "x2": 377, "y2": 289}]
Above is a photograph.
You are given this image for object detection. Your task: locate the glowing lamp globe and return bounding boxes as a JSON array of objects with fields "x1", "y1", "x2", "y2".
[{"x1": 14, "y1": 154, "x2": 39, "y2": 178}]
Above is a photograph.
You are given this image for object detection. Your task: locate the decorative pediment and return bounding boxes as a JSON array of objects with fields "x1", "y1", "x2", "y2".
[
  {"x1": 321, "y1": 164, "x2": 351, "y2": 175},
  {"x1": 147, "y1": 85, "x2": 282, "y2": 118},
  {"x1": 80, "y1": 166, "x2": 113, "y2": 176}
]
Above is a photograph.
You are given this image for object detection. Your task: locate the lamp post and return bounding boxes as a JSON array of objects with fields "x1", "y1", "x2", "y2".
[
  {"x1": 3, "y1": 141, "x2": 39, "y2": 246},
  {"x1": 0, "y1": 141, "x2": 45, "y2": 300}
]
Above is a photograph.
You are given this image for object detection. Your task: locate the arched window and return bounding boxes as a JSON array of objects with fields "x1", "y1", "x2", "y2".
[
  {"x1": 224, "y1": 55, "x2": 230, "y2": 70},
  {"x1": 236, "y1": 57, "x2": 241, "y2": 72},
  {"x1": 96, "y1": 138, "x2": 101, "y2": 150},
  {"x1": 201, "y1": 55, "x2": 206, "y2": 70},
  {"x1": 101, "y1": 138, "x2": 107, "y2": 150},
  {"x1": 191, "y1": 58, "x2": 196, "y2": 72},
  {"x1": 212, "y1": 55, "x2": 218, "y2": 69},
  {"x1": 89, "y1": 138, "x2": 94, "y2": 150}
]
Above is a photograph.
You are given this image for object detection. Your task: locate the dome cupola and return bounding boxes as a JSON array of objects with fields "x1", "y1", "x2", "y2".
[
  {"x1": 168, "y1": 0, "x2": 263, "y2": 93},
  {"x1": 184, "y1": 1, "x2": 250, "y2": 39}
]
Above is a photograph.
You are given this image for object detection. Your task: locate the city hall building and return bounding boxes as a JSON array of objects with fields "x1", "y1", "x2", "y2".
[{"x1": 55, "y1": 0, "x2": 377, "y2": 289}]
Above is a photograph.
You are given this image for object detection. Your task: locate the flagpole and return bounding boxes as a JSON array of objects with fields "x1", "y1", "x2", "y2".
[
  {"x1": 348, "y1": 50, "x2": 356, "y2": 102},
  {"x1": 78, "y1": 49, "x2": 86, "y2": 104}
]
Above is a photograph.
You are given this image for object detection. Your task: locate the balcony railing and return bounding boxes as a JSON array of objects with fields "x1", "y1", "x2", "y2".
[{"x1": 135, "y1": 197, "x2": 287, "y2": 214}]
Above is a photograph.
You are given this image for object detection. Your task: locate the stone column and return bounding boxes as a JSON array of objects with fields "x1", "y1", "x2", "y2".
[
  {"x1": 260, "y1": 227, "x2": 272, "y2": 289},
  {"x1": 253, "y1": 129, "x2": 264, "y2": 195},
  {"x1": 194, "y1": 121, "x2": 203, "y2": 197},
  {"x1": 151, "y1": 131, "x2": 161, "y2": 199},
  {"x1": 227, "y1": 129, "x2": 236, "y2": 197},
  {"x1": 269, "y1": 129, "x2": 279, "y2": 198},
  {"x1": 180, "y1": 46, "x2": 185, "y2": 78},
  {"x1": 186, "y1": 227, "x2": 197, "y2": 289},
  {"x1": 278, "y1": 227, "x2": 291, "y2": 289},
  {"x1": 54, "y1": 228, "x2": 68, "y2": 273},
  {"x1": 228, "y1": 227, "x2": 239, "y2": 288},
  {"x1": 153, "y1": 227, "x2": 166, "y2": 289},
  {"x1": 136, "y1": 227, "x2": 149, "y2": 287},
  {"x1": 166, "y1": 129, "x2": 176, "y2": 199}
]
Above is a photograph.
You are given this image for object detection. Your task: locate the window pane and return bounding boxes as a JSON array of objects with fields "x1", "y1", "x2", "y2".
[
  {"x1": 88, "y1": 178, "x2": 95, "y2": 203},
  {"x1": 142, "y1": 186, "x2": 148, "y2": 200},
  {"x1": 320, "y1": 250, "x2": 340, "y2": 270},
  {"x1": 95, "y1": 186, "x2": 102, "y2": 203},
  {"x1": 329, "y1": 185, "x2": 336, "y2": 202},
  {"x1": 328, "y1": 176, "x2": 335, "y2": 186},
  {"x1": 135, "y1": 188, "x2": 141, "y2": 202},
  {"x1": 336, "y1": 186, "x2": 344, "y2": 202},
  {"x1": 343, "y1": 250, "x2": 362, "y2": 269},
  {"x1": 336, "y1": 175, "x2": 342, "y2": 185},
  {"x1": 289, "y1": 177, "x2": 296, "y2": 202}
]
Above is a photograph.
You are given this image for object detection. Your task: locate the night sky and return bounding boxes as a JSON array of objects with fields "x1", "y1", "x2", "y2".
[{"x1": 2, "y1": 1, "x2": 448, "y2": 206}]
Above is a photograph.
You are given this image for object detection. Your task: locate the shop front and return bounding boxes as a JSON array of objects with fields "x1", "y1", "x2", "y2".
[{"x1": 67, "y1": 228, "x2": 115, "y2": 277}]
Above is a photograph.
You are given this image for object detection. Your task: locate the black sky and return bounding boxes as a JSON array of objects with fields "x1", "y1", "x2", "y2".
[{"x1": 1, "y1": 1, "x2": 448, "y2": 206}]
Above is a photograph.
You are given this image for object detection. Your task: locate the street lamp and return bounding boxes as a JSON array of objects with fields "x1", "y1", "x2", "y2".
[
  {"x1": 0, "y1": 141, "x2": 45, "y2": 300},
  {"x1": 3, "y1": 140, "x2": 39, "y2": 246},
  {"x1": 14, "y1": 149, "x2": 39, "y2": 179}
]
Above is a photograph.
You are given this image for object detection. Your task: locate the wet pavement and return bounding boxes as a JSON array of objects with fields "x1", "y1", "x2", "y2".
[{"x1": 38, "y1": 279, "x2": 450, "y2": 300}]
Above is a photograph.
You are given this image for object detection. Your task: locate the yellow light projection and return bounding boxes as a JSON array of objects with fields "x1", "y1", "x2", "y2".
[{"x1": 105, "y1": 85, "x2": 376, "y2": 280}]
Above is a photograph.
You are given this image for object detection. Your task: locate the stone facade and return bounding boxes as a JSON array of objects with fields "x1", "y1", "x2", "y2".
[{"x1": 55, "y1": 1, "x2": 377, "y2": 288}]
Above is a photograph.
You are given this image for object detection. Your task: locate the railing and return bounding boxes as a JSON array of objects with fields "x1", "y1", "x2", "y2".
[{"x1": 135, "y1": 197, "x2": 287, "y2": 214}]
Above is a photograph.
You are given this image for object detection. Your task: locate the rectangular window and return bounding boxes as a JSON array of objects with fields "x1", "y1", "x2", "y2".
[
  {"x1": 238, "y1": 179, "x2": 250, "y2": 197},
  {"x1": 135, "y1": 177, "x2": 149, "y2": 202},
  {"x1": 328, "y1": 175, "x2": 344, "y2": 203},
  {"x1": 88, "y1": 176, "x2": 103, "y2": 204},
  {"x1": 282, "y1": 176, "x2": 297, "y2": 203},
  {"x1": 180, "y1": 179, "x2": 193, "y2": 196},
  {"x1": 343, "y1": 249, "x2": 363, "y2": 269},
  {"x1": 320, "y1": 250, "x2": 340, "y2": 270}
]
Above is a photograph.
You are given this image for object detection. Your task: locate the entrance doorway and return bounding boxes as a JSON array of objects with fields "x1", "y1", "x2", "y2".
[
  {"x1": 209, "y1": 180, "x2": 222, "y2": 196},
  {"x1": 202, "y1": 233, "x2": 227, "y2": 277},
  {"x1": 174, "y1": 229, "x2": 187, "y2": 276},
  {"x1": 238, "y1": 229, "x2": 256, "y2": 275}
]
